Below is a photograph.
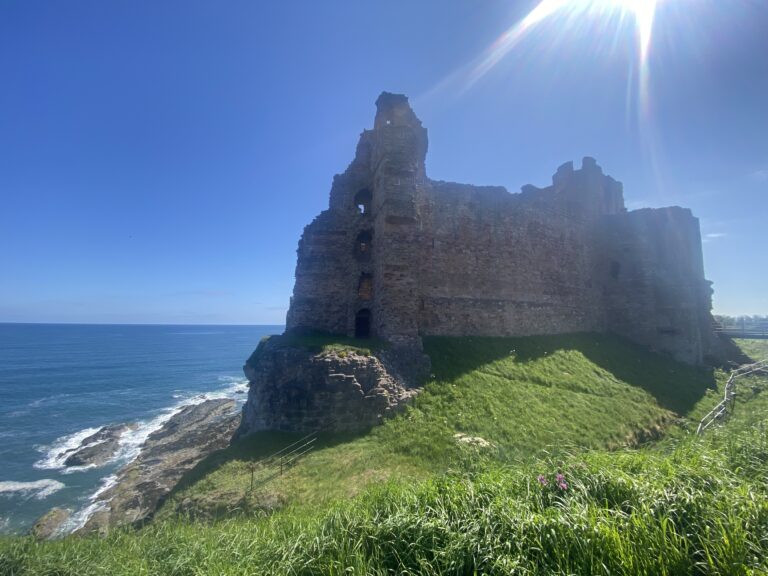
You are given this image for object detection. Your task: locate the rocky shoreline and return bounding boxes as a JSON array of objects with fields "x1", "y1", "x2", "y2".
[
  {"x1": 80, "y1": 399, "x2": 241, "y2": 534},
  {"x1": 35, "y1": 398, "x2": 241, "y2": 538},
  {"x1": 61, "y1": 423, "x2": 139, "y2": 468}
]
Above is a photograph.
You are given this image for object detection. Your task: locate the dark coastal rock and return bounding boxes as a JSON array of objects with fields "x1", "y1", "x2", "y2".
[
  {"x1": 79, "y1": 399, "x2": 240, "y2": 534},
  {"x1": 30, "y1": 507, "x2": 71, "y2": 540},
  {"x1": 63, "y1": 423, "x2": 137, "y2": 467},
  {"x1": 237, "y1": 337, "x2": 421, "y2": 436}
]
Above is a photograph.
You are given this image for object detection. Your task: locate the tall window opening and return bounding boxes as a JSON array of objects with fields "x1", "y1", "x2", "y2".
[
  {"x1": 354, "y1": 188, "x2": 372, "y2": 214},
  {"x1": 355, "y1": 309, "x2": 372, "y2": 339},
  {"x1": 354, "y1": 230, "x2": 373, "y2": 260},
  {"x1": 358, "y1": 273, "x2": 373, "y2": 301}
]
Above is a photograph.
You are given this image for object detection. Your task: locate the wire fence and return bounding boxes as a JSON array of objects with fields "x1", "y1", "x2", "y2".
[
  {"x1": 247, "y1": 432, "x2": 318, "y2": 492},
  {"x1": 696, "y1": 358, "x2": 768, "y2": 435}
]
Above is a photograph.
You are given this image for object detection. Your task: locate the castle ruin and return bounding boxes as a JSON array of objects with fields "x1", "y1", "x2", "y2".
[
  {"x1": 286, "y1": 92, "x2": 715, "y2": 365},
  {"x1": 238, "y1": 92, "x2": 717, "y2": 435}
]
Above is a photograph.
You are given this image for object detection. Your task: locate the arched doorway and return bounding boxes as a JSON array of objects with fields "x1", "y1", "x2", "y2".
[{"x1": 355, "y1": 309, "x2": 372, "y2": 339}]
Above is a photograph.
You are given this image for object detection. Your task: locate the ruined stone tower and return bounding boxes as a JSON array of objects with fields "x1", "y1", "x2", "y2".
[{"x1": 285, "y1": 92, "x2": 715, "y2": 364}]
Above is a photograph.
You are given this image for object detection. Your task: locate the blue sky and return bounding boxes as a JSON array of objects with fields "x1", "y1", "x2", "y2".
[{"x1": 1, "y1": 0, "x2": 766, "y2": 324}]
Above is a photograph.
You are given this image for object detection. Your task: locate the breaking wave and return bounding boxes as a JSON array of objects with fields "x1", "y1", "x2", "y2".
[
  {"x1": 38, "y1": 374, "x2": 249, "y2": 533},
  {"x1": 32, "y1": 376, "x2": 249, "y2": 476},
  {"x1": 0, "y1": 479, "x2": 65, "y2": 500},
  {"x1": 33, "y1": 427, "x2": 104, "y2": 472}
]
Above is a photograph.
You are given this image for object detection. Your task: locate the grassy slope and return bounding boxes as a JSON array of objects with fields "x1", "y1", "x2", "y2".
[
  {"x1": 156, "y1": 333, "x2": 720, "y2": 520},
  {"x1": 734, "y1": 338, "x2": 768, "y2": 361},
  {"x1": 3, "y1": 339, "x2": 767, "y2": 575}
]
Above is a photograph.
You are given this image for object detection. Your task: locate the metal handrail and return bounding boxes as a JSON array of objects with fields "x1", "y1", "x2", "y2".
[
  {"x1": 247, "y1": 432, "x2": 319, "y2": 491},
  {"x1": 696, "y1": 358, "x2": 768, "y2": 435}
]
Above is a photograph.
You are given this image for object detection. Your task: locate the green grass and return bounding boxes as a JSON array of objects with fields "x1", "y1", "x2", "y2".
[
  {"x1": 158, "y1": 333, "x2": 720, "y2": 520},
  {"x1": 3, "y1": 365, "x2": 767, "y2": 575},
  {"x1": 733, "y1": 338, "x2": 768, "y2": 361},
  {"x1": 4, "y1": 335, "x2": 765, "y2": 575},
  {"x1": 247, "y1": 333, "x2": 385, "y2": 364}
]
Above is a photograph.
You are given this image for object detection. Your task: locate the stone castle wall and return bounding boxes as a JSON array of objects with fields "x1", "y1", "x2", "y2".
[{"x1": 286, "y1": 93, "x2": 715, "y2": 364}]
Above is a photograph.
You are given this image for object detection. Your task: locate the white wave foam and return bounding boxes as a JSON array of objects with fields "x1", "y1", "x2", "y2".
[
  {"x1": 102, "y1": 380, "x2": 246, "y2": 469},
  {"x1": 62, "y1": 473, "x2": 117, "y2": 534},
  {"x1": 28, "y1": 393, "x2": 73, "y2": 409},
  {"x1": 0, "y1": 479, "x2": 65, "y2": 500},
  {"x1": 51, "y1": 373, "x2": 249, "y2": 532},
  {"x1": 218, "y1": 375, "x2": 250, "y2": 398},
  {"x1": 34, "y1": 427, "x2": 104, "y2": 471}
]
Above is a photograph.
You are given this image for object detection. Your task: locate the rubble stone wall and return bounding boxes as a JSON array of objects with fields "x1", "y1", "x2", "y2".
[{"x1": 285, "y1": 92, "x2": 715, "y2": 364}]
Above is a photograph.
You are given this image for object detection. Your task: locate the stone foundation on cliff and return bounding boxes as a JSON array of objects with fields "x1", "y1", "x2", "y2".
[{"x1": 237, "y1": 336, "x2": 425, "y2": 435}]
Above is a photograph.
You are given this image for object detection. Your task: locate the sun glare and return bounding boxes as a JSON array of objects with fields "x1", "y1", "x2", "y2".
[{"x1": 464, "y1": 0, "x2": 661, "y2": 100}]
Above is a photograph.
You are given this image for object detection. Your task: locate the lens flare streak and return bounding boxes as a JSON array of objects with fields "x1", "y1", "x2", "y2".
[{"x1": 466, "y1": 0, "x2": 660, "y2": 97}]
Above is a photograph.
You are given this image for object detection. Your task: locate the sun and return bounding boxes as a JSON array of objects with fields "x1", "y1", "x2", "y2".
[{"x1": 466, "y1": 0, "x2": 662, "y2": 89}]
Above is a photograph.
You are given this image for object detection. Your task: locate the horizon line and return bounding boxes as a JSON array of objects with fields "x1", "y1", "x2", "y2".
[{"x1": 0, "y1": 321, "x2": 286, "y2": 327}]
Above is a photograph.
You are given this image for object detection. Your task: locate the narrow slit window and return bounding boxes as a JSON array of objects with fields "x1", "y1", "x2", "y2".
[
  {"x1": 358, "y1": 273, "x2": 373, "y2": 301},
  {"x1": 354, "y1": 230, "x2": 373, "y2": 260},
  {"x1": 354, "y1": 188, "x2": 372, "y2": 214}
]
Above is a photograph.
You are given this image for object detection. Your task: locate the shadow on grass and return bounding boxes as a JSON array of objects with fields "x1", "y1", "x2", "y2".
[
  {"x1": 715, "y1": 334, "x2": 757, "y2": 365},
  {"x1": 169, "y1": 428, "x2": 369, "y2": 499},
  {"x1": 423, "y1": 333, "x2": 717, "y2": 416}
]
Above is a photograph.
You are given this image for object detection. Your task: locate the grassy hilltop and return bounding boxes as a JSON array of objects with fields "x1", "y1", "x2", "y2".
[{"x1": 2, "y1": 336, "x2": 768, "y2": 575}]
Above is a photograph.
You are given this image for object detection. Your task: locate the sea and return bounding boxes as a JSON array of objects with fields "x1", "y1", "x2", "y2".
[{"x1": 0, "y1": 323, "x2": 281, "y2": 535}]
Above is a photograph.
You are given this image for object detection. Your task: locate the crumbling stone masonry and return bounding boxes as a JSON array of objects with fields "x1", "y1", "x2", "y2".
[
  {"x1": 286, "y1": 92, "x2": 715, "y2": 365},
  {"x1": 239, "y1": 92, "x2": 717, "y2": 436}
]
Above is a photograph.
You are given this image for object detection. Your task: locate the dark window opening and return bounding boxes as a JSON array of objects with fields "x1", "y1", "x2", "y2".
[
  {"x1": 354, "y1": 189, "x2": 372, "y2": 214},
  {"x1": 354, "y1": 230, "x2": 373, "y2": 260},
  {"x1": 609, "y1": 260, "x2": 622, "y2": 280},
  {"x1": 355, "y1": 309, "x2": 372, "y2": 339},
  {"x1": 358, "y1": 273, "x2": 373, "y2": 301}
]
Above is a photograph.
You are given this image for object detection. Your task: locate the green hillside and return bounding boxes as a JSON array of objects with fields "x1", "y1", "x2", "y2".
[
  {"x1": 2, "y1": 336, "x2": 767, "y2": 575},
  {"x1": 158, "y1": 333, "x2": 719, "y2": 519}
]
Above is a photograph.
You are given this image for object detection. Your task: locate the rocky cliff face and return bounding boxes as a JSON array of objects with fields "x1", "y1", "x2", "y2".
[{"x1": 237, "y1": 337, "x2": 421, "y2": 436}]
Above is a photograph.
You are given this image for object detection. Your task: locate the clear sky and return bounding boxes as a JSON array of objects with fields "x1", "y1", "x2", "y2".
[{"x1": 1, "y1": 0, "x2": 766, "y2": 324}]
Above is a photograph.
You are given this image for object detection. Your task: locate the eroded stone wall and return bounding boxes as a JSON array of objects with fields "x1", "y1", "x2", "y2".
[
  {"x1": 284, "y1": 92, "x2": 715, "y2": 364},
  {"x1": 599, "y1": 207, "x2": 715, "y2": 364}
]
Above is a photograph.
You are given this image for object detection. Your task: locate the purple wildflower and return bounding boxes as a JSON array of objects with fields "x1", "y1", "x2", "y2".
[{"x1": 537, "y1": 474, "x2": 548, "y2": 486}]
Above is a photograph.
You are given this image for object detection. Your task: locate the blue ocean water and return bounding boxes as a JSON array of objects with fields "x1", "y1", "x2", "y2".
[{"x1": 0, "y1": 323, "x2": 280, "y2": 535}]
